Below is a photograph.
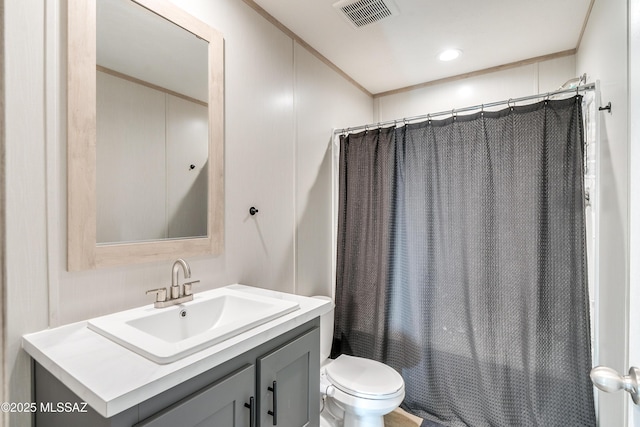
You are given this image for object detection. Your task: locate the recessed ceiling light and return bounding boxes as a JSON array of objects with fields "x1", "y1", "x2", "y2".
[{"x1": 439, "y1": 49, "x2": 462, "y2": 62}]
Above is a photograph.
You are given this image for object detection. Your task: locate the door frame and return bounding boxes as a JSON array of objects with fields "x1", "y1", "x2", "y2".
[{"x1": 628, "y1": 0, "x2": 640, "y2": 425}]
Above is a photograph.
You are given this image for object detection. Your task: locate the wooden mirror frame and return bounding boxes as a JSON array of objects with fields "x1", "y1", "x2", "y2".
[{"x1": 67, "y1": 0, "x2": 224, "y2": 271}]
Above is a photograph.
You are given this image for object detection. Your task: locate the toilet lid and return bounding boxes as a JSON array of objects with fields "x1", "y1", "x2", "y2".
[{"x1": 325, "y1": 355, "x2": 404, "y2": 399}]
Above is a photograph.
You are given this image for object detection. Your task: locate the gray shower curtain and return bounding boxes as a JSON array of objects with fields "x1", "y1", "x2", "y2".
[{"x1": 334, "y1": 96, "x2": 596, "y2": 426}]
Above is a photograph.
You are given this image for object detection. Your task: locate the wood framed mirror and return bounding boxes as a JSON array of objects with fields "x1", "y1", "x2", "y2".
[{"x1": 67, "y1": 0, "x2": 224, "y2": 271}]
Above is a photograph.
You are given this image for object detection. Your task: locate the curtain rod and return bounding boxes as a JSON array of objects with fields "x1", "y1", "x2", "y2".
[{"x1": 334, "y1": 82, "x2": 596, "y2": 135}]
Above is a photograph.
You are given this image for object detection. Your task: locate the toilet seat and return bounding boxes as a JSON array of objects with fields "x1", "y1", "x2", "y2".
[{"x1": 325, "y1": 355, "x2": 404, "y2": 400}]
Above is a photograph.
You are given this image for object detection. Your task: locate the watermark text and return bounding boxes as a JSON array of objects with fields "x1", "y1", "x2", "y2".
[{"x1": 0, "y1": 401, "x2": 88, "y2": 413}]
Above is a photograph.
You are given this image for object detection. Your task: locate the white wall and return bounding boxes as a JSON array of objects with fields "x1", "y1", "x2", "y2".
[
  {"x1": 52, "y1": 0, "x2": 302, "y2": 324},
  {"x1": 2, "y1": 0, "x2": 372, "y2": 426},
  {"x1": 374, "y1": 54, "x2": 576, "y2": 122},
  {"x1": 50, "y1": 0, "x2": 373, "y2": 323},
  {"x1": 576, "y1": 0, "x2": 629, "y2": 425},
  {"x1": 294, "y1": 42, "x2": 372, "y2": 298},
  {"x1": 2, "y1": 1, "x2": 50, "y2": 426}
]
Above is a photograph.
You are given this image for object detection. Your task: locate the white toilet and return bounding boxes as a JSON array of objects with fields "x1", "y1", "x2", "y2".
[{"x1": 315, "y1": 297, "x2": 405, "y2": 427}]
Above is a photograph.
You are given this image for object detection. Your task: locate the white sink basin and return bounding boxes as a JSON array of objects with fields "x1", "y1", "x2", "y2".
[{"x1": 87, "y1": 287, "x2": 299, "y2": 364}]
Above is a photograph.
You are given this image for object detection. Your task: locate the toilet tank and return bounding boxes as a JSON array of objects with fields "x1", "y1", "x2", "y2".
[{"x1": 312, "y1": 296, "x2": 335, "y2": 361}]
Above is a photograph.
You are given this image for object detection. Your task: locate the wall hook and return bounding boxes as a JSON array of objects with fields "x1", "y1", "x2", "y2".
[
  {"x1": 189, "y1": 164, "x2": 196, "y2": 170},
  {"x1": 249, "y1": 207, "x2": 259, "y2": 216},
  {"x1": 599, "y1": 102, "x2": 612, "y2": 113}
]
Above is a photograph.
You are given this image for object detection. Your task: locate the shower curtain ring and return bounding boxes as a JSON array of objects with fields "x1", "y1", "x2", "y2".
[
  {"x1": 452, "y1": 108, "x2": 457, "y2": 120},
  {"x1": 481, "y1": 104, "x2": 484, "y2": 116},
  {"x1": 427, "y1": 113, "x2": 431, "y2": 124}
]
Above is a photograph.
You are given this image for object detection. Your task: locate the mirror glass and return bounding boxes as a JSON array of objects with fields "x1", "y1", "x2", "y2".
[{"x1": 96, "y1": 0, "x2": 209, "y2": 244}]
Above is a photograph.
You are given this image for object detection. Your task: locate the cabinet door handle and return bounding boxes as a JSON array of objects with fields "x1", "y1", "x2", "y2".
[
  {"x1": 267, "y1": 380, "x2": 278, "y2": 425},
  {"x1": 244, "y1": 396, "x2": 255, "y2": 427}
]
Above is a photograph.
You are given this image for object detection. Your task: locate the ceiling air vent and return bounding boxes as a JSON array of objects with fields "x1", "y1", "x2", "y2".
[{"x1": 333, "y1": 0, "x2": 400, "y2": 29}]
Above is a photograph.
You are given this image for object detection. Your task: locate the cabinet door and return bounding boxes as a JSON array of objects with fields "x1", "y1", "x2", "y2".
[
  {"x1": 136, "y1": 364, "x2": 256, "y2": 427},
  {"x1": 257, "y1": 328, "x2": 320, "y2": 427}
]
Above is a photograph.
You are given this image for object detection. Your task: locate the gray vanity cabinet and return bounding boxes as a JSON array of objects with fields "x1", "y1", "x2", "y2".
[
  {"x1": 33, "y1": 319, "x2": 320, "y2": 427},
  {"x1": 257, "y1": 328, "x2": 320, "y2": 427},
  {"x1": 135, "y1": 364, "x2": 255, "y2": 427}
]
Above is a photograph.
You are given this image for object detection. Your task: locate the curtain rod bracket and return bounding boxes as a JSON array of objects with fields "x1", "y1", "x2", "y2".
[{"x1": 599, "y1": 102, "x2": 612, "y2": 113}]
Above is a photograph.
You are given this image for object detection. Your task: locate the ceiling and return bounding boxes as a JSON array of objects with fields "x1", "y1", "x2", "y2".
[{"x1": 251, "y1": 0, "x2": 593, "y2": 95}]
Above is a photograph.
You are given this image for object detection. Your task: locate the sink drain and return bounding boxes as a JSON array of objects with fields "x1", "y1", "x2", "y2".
[{"x1": 179, "y1": 309, "x2": 187, "y2": 318}]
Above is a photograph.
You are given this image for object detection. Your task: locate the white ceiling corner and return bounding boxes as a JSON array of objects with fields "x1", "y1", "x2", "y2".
[{"x1": 252, "y1": 0, "x2": 592, "y2": 95}]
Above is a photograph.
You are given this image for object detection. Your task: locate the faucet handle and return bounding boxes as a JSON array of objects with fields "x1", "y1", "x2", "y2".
[
  {"x1": 146, "y1": 287, "x2": 167, "y2": 303},
  {"x1": 183, "y1": 280, "x2": 200, "y2": 296},
  {"x1": 170, "y1": 284, "x2": 180, "y2": 299}
]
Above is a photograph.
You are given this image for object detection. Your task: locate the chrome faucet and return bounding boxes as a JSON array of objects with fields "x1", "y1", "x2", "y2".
[
  {"x1": 171, "y1": 258, "x2": 191, "y2": 298},
  {"x1": 146, "y1": 258, "x2": 200, "y2": 308}
]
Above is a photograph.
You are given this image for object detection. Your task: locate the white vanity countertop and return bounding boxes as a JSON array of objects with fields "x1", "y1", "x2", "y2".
[{"x1": 22, "y1": 284, "x2": 331, "y2": 418}]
